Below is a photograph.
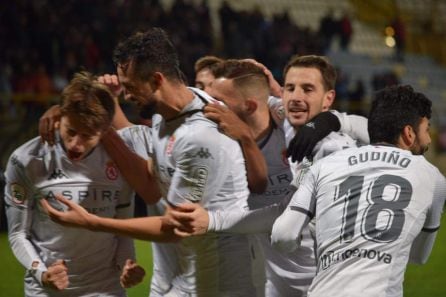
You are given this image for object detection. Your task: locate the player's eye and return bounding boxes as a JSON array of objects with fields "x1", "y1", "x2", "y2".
[
  {"x1": 284, "y1": 85, "x2": 295, "y2": 92},
  {"x1": 67, "y1": 129, "x2": 77, "y2": 137}
]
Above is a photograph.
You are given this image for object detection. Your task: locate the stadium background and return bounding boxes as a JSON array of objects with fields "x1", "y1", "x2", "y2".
[{"x1": 1, "y1": 0, "x2": 445, "y2": 296}]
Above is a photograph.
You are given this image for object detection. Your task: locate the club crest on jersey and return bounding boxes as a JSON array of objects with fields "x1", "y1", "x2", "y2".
[
  {"x1": 274, "y1": 105, "x2": 286, "y2": 121},
  {"x1": 187, "y1": 166, "x2": 208, "y2": 202},
  {"x1": 105, "y1": 161, "x2": 119, "y2": 180},
  {"x1": 10, "y1": 183, "x2": 26, "y2": 204},
  {"x1": 166, "y1": 136, "x2": 176, "y2": 156}
]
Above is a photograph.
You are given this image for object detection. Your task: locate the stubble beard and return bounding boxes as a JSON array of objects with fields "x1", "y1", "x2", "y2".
[{"x1": 139, "y1": 102, "x2": 157, "y2": 119}]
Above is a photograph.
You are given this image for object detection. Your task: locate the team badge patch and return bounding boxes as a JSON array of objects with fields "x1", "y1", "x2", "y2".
[
  {"x1": 11, "y1": 183, "x2": 27, "y2": 204},
  {"x1": 105, "y1": 161, "x2": 119, "y2": 180},
  {"x1": 166, "y1": 136, "x2": 175, "y2": 156},
  {"x1": 187, "y1": 166, "x2": 208, "y2": 202}
]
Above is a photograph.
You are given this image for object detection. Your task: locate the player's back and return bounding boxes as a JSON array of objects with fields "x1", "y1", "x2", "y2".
[{"x1": 308, "y1": 144, "x2": 441, "y2": 297}]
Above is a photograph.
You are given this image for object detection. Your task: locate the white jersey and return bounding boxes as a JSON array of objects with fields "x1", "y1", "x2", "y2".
[
  {"x1": 150, "y1": 88, "x2": 264, "y2": 296},
  {"x1": 207, "y1": 97, "x2": 361, "y2": 297},
  {"x1": 146, "y1": 200, "x2": 180, "y2": 297},
  {"x1": 4, "y1": 125, "x2": 150, "y2": 297},
  {"x1": 272, "y1": 145, "x2": 446, "y2": 297}
]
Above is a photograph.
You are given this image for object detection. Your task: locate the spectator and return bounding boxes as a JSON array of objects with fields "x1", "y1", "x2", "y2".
[{"x1": 339, "y1": 11, "x2": 353, "y2": 51}]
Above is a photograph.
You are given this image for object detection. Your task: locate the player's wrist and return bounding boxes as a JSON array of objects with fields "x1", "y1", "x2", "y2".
[
  {"x1": 207, "y1": 211, "x2": 217, "y2": 232},
  {"x1": 29, "y1": 261, "x2": 47, "y2": 285},
  {"x1": 238, "y1": 129, "x2": 256, "y2": 145},
  {"x1": 86, "y1": 213, "x2": 101, "y2": 230}
]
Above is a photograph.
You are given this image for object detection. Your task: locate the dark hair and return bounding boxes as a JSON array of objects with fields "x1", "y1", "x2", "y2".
[
  {"x1": 194, "y1": 56, "x2": 224, "y2": 74},
  {"x1": 60, "y1": 71, "x2": 115, "y2": 132},
  {"x1": 213, "y1": 59, "x2": 269, "y2": 97},
  {"x1": 368, "y1": 85, "x2": 432, "y2": 144},
  {"x1": 283, "y1": 55, "x2": 336, "y2": 91},
  {"x1": 113, "y1": 28, "x2": 181, "y2": 82}
]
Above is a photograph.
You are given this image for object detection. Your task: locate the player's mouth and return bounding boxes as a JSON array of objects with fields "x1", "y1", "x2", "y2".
[
  {"x1": 67, "y1": 150, "x2": 84, "y2": 161},
  {"x1": 287, "y1": 105, "x2": 308, "y2": 117}
]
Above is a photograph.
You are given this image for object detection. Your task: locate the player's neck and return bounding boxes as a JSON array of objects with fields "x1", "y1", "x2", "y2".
[
  {"x1": 158, "y1": 83, "x2": 195, "y2": 120},
  {"x1": 249, "y1": 108, "x2": 272, "y2": 141}
]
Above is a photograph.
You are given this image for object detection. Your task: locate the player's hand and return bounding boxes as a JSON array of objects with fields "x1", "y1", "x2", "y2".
[
  {"x1": 241, "y1": 58, "x2": 282, "y2": 97},
  {"x1": 287, "y1": 111, "x2": 341, "y2": 163},
  {"x1": 120, "y1": 259, "x2": 146, "y2": 288},
  {"x1": 168, "y1": 203, "x2": 210, "y2": 237},
  {"x1": 204, "y1": 103, "x2": 253, "y2": 141},
  {"x1": 39, "y1": 105, "x2": 61, "y2": 146},
  {"x1": 98, "y1": 74, "x2": 124, "y2": 98},
  {"x1": 42, "y1": 259, "x2": 69, "y2": 290},
  {"x1": 40, "y1": 194, "x2": 96, "y2": 229}
]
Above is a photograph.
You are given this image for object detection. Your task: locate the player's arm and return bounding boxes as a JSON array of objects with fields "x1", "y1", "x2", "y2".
[
  {"x1": 287, "y1": 111, "x2": 369, "y2": 163},
  {"x1": 271, "y1": 169, "x2": 317, "y2": 253},
  {"x1": 101, "y1": 128, "x2": 161, "y2": 204},
  {"x1": 409, "y1": 176, "x2": 446, "y2": 264},
  {"x1": 204, "y1": 102, "x2": 267, "y2": 193},
  {"x1": 4, "y1": 155, "x2": 68, "y2": 288},
  {"x1": 166, "y1": 125, "x2": 243, "y2": 208},
  {"x1": 39, "y1": 104, "x2": 61, "y2": 146},
  {"x1": 170, "y1": 188, "x2": 294, "y2": 237},
  {"x1": 98, "y1": 74, "x2": 134, "y2": 129},
  {"x1": 40, "y1": 195, "x2": 178, "y2": 242},
  {"x1": 334, "y1": 110, "x2": 369, "y2": 144}
]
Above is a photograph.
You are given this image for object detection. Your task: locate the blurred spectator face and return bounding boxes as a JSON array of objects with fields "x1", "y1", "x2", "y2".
[
  {"x1": 195, "y1": 68, "x2": 216, "y2": 93},
  {"x1": 59, "y1": 115, "x2": 103, "y2": 161},
  {"x1": 282, "y1": 66, "x2": 334, "y2": 128},
  {"x1": 411, "y1": 117, "x2": 431, "y2": 155}
]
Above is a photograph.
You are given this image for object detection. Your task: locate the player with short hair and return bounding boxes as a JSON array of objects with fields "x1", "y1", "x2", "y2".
[
  {"x1": 43, "y1": 28, "x2": 265, "y2": 296},
  {"x1": 5, "y1": 72, "x2": 147, "y2": 297},
  {"x1": 271, "y1": 85, "x2": 446, "y2": 297},
  {"x1": 194, "y1": 55, "x2": 224, "y2": 92},
  {"x1": 171, "y1": 55, "x2": 368, "y2": 297}
]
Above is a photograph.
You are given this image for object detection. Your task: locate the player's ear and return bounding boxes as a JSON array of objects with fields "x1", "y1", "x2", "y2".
[
  {"x1": 322, "y1": 89, "x2": 335, "y2": 110},
  {"x1": 245, "y1": 99, "x2": 258, "y2": 115},
  {"x1": 401, "y1": 125, "x2": 416, "y2": 147},
  {"x1": 152, "y1": 72, "x2": 164, "y2": 89}
]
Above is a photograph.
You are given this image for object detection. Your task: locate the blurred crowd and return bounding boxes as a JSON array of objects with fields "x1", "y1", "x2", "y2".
[
  {"x1": 0, "y1": 1, "x2": 357, "y2": 96},
  {"x1": 1, "y1": 0, "x2": 405, "y2": 116}
]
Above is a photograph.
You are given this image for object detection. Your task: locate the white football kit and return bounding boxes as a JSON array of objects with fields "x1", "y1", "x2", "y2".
[
  {"x1": 272, "y1": 145, "x2": 446, "y2": 297},
  {"x1": 146, "y1": 200, "x2": 180, "y2": 297},
  {"x1": 207, "y1": 96, "x2": 367, "y2": 297},
  {"x1": 149, "y1": 88, "x2": 264, "y2": 296},
  {"x1": 4, "y1": 125, "x2": 150, "y2": 297}
]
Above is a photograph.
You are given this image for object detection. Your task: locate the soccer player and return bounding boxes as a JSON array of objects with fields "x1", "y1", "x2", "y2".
[
  {"x1": 43, "y1": 28, "x2": 265, "y2": 296},
  {"x1": 203, "y1": 59, "x2": 316, "y2": 296},
  {"x1": 4, "y1": 72, "x2": 147, "y2": 297},
  {"x1": 194, "y1": 55, "x2": 223, "y2": 92},
  {"x1": 172, "y1": 56, "x2": 367, "y2": 297},
  {"x1": 271, "y1": 85, "x2": 446, "y2": 297}
]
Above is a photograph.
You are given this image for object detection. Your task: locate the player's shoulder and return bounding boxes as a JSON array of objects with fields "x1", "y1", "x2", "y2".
[
  {"x1": 412, "y1": 155, "x2": 445, "y2": 182},
  {"x1": 7, "y1": 136, "x2": 47, "y2": 168},
  {"x1": 268, "y1": 96, "x2": 286, "y2": 125},
  {"x1": 313, "y1": 131, "x2": 358, "y2": 161},
  {"x1": 175, "y1": 117, "x2": 239, "y2": 156},
  {"x1": 117, "y1": 124, "x2": 151, "y2": 141}
]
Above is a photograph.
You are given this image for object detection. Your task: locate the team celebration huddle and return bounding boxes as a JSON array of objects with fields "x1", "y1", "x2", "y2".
[{"x1": 4, "y1": 28, "x2": 445, "y2": 297}]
